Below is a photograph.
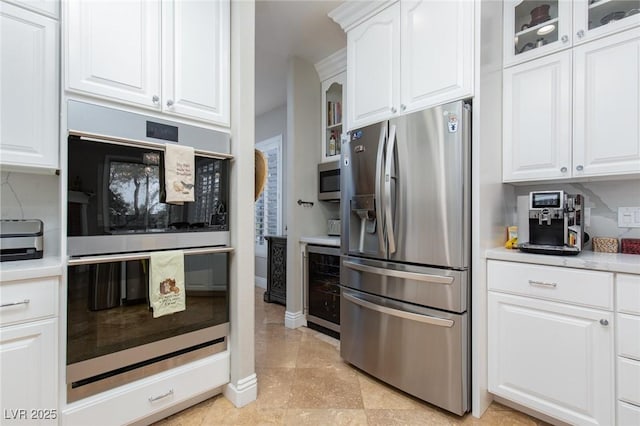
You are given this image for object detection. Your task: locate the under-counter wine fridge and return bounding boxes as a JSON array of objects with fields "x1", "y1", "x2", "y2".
[{"x1": 305, "y1": 244, "x2": 340, "y2": 337}]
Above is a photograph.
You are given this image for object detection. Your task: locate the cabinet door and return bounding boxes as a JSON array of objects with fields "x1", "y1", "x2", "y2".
[
  {"x1": 503, "y1": 0, "x2": 573, "y2": 67},
  {"x1": 3, "y1": 0, "x2": 59, "y2": 19},
  {"x1": 67, "y1": 0, "x2": 161, "y2": 109},
  {"x1": 573, "y1": 28, "x2": 640, "y2": 177},
  {"x1": 161, "y1": 0, "x2": 229, "y2": 125},
  {"x1": 503, "y1": 50, "x2": 572, "y2": 182},
  {"x1": 573, "y1": 0, "x2": 640, "y2": 46},
  {"x1": 489, "y1": 292, "x2": 614, "y2": 426},
  {"x1": 0, "y1": 319, "x2": 57, "y2": 418},
  {"x1": 0, "y1": 2, "x2": 58, "y2": 170},
  {"x1": 347, "y1": 2, "x2": 400, "y2": 129},
  {"x1": 400, "y1": 0, "x2": 473, "y2": 113}
]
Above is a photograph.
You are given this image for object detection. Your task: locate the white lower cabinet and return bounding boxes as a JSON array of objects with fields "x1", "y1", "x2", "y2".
[
  {"x1": 616, "y1": 274, "x2": 640, "y2": 424},
  {"x1": 0, "y1": 319, "x2": 58, "y2": 425},
  {"x1": 488, "y1": 260, "x2": 614, "y2": 426}
]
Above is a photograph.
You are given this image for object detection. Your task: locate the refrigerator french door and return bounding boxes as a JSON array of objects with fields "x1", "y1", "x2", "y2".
[{"x1": 340, "y1": 100, "x2": 471, "y2": 415}]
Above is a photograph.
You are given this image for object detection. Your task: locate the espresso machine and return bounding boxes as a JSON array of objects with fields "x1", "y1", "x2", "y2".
[{"x1": 519, "y1": 190, "x2": 586, "y2": 255}]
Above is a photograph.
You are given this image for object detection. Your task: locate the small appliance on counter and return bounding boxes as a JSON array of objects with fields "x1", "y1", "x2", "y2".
[
  {"x1": 327, "y1": 219, "x2": 341, "y2": 236},
  {"x1": 518, "y1": 190, "x2": 587, "y2": 255},
  {"x1": 0, "y1": 219, "x2": 44, "y2": 261}
]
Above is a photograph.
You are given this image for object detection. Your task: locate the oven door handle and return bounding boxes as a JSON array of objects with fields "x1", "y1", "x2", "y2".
[
  {"x1": 342, "y1": 260, "x2": 454, "y2": 285},
  {"x1": 342, "y1": 292, "x2": 454, "y2": 328},
  {"x1": 68, "y1": 246, "x2": 234, "y2": 266}
]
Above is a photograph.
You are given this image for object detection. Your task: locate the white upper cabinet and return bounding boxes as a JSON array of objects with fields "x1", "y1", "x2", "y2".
[
  {"x1": 503, "y1": 50, "x2": 572, "y2": 182},
  {"x1": 400, "y1": 0, "x2": 473, "y2": 113},
  {"x1": 347, "y1": 2, "x2": 400, "y2": 129},
  {"x1": 4, "y1": 0, "x2": 58, "y2": 18},
  {"x1": 161, "y1": 0, "x2": 229, "y2": 124},
  {"x1": 504, "y1": 0, "x2": 640, "y2": 67},
  {"x1": 67, "y1": 0, "x2": 230, "y2": 127},
  {"x1": 1, "y1": 1, "x2": 59, "y2": 171},
  {"x1": 573, "y1": 28, "x2": 640, "y2": 177},
  {"x1": 346, "y1": 0, "x2": 473, "y2": 130}
]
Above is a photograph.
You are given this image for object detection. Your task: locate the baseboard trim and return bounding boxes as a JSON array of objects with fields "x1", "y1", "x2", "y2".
[
  {"x1": 284, "y1": 310, "x2": 306, "y2": 329},
  {"x1": 254, "y1": 276, "x2": 267, "y2": 289},
  {"x1": 223, "y1": 373, "x2": 257, "y2": 408}
]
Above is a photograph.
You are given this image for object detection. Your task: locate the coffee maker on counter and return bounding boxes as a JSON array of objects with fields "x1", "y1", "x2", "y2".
[{"x1": 519, "y1": 190, "x2": 587, "y2": 255}]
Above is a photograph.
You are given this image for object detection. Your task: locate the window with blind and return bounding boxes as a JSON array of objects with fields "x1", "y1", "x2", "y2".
[{"x1": 255, "y1": 135, "x2": 282, "y2": 255}]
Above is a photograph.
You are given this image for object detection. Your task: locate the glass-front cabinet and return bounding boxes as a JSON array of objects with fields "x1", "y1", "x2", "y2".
[
  {"x1": 504, "y1": 0, "x2": 640, "y2": 66},
  {"x1": 321, "y1": 72, "x2": 345, "y2": 162}
]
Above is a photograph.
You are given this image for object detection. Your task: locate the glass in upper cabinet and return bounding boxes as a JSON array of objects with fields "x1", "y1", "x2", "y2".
[
  {"x1": 574, "y1": 0, "x2": 640, "y2": 44},
  {"x1": 321, "y1": 72, "x2": 345, "y2": 162},
  {"x1": 504, "y1": 0, "x2": 573, "y2": 66}
]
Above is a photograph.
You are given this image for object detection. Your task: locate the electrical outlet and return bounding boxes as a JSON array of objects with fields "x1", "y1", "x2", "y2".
[{"x1": 618, "y1": 206, "x2": 640, "y2": 228}]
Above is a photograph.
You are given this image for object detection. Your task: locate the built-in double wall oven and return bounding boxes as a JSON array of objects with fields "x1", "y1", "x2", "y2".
[{"x1": 65, "y1": 101, "x2": 232, "y2": 402}]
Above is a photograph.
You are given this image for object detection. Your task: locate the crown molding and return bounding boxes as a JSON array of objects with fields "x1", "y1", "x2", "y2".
[
  {"x1": 314, "y1": 47, "x2": 347, "y2": 81},
  {"x1": 328, "y1": 0, "x2": 396, "y2": 32}
]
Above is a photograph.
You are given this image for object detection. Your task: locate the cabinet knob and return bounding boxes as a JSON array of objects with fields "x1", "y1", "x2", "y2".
[
  {"x1": 401, "y1": 104, "x2": 406, "y2": 111},
  {"x1": 561, "y1": 35, "x2": 569, "y2": 43},
  {"x1": 391, "y1": 107, "x2": 397, "y2": 114},
  {"x1": 599, "y1": 319, "x2": 609, "y2": 326},
  {"x1": 560, "y1": 166, "x2": 567, "y2": 173},
  {"x1": 577, "y1": 30, "x2": 585, "y2": 38},
  {"x1": 166, "y1": 99, "x2": 174, "y2": 107},
  {"x1": 576, "y1": 165, "x2": 584, "y2": 172},
  {"x1": 152, "y1": 95, "x2": 160, "y2": 105}
]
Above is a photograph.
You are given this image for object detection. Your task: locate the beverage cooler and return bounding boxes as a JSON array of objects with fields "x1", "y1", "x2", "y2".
[{"x1": 306, "y1": 244, "x2": 340, "y2": 337}]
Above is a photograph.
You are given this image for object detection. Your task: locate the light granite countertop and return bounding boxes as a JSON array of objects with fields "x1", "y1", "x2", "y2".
[
  {"x1": 0, "y1": 256, "x2": 64, "y2": 283},
  {"x1": 299, "y1": 236, "x2": 340, "y2": 247},
  {"x1": 486, "y1": 247, "x2": 640, "y2": 275}
]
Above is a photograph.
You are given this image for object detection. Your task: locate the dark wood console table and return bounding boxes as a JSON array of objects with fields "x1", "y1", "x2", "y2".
[{"x1": 264, "y1": 235, "x2": 286, "y2": 305}]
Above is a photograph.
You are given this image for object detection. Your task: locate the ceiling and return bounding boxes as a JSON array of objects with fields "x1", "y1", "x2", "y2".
[{"x1": 255, "y1": 0, "x2": 346, "y2": 116}]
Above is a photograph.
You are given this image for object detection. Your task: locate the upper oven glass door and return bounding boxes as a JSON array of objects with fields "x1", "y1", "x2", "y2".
[{"x1": 68, "y1": 136, "x2": 229, "y2": 238}]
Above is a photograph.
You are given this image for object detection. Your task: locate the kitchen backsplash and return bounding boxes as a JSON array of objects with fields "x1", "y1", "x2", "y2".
[
  {"x1": 511, "y1": 179, "x2": 640, "y2": 242},
  {"x1": 1, "y1": 172, "x2": 60, "y2": 256}
]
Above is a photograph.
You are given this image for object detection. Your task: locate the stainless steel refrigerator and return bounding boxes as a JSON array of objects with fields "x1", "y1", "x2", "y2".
[{"x1": 340, "y1": 100, "x2": 471, "y2": 415}]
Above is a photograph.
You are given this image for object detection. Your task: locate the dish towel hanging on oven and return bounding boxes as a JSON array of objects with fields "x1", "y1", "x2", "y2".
[
  {"x1": 164, "y1": 143, "x2": 195, "y2": 204},
  {"x1": 149, "y1": 250, "x2": 186, "y2": 318}
]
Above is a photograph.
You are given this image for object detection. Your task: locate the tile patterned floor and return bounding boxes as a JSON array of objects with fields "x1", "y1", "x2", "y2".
[{"x1": 154, "y1": 288, "x2": 549, "y2": 425}]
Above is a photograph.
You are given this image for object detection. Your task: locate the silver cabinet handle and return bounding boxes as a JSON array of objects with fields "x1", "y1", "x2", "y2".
[
  {"x1": 528, "y1": 280, "x2": 557, "y2": 288},
  {"x1": 390, "y1": 107, "x2": 397, "y2": 113},
  {"x1": 152, "y1": 95, "x2": 160, "y2": 105},
  {"x1": 561, "y1": 35, "x2": 569, "y2": 43},
  {"x1": 400, "y1": 104, "x2": 406, "y2": 111},
  {"x1": 343, "y1": 292, "x2": 454, "y2": 327},
  {"x1": 599, "y1": 319, "x2": 609, "y2": 326},
  {"x1": 148, "y1": 389, "x2": 173, "y2": 403},
  {"x1": 577, "y1": 30, "x2": 584, "y2": 38},
  {"x1": 0, "y1": 299, "x2": 30, "y2": 308},
  {"x1": 166, "y1": 99, "x2": 174, "y2": 107},
  {"x1": 343, "y1": 260, "x2": 454, "y2": 284},
  {"x1": 576, "y1": 164, "x2": 584, "y2": 171},
  {"x1": 560, "y1": 166, "x2": 567, "y2": 173}
]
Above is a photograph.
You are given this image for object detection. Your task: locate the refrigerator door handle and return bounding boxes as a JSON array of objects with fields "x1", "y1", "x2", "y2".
[
  {"x1": 343, "y1": 291, "x2": 454, "y2": 328},
  {"x1": 384, "y1": 124, "x2": 397, "y2": 254},
  {"x1": 343, "y1": 260, "x2": 454, "y2": 285},
  {"x1": 374, "y1": 124, "x2": 387, "y2": 254}
]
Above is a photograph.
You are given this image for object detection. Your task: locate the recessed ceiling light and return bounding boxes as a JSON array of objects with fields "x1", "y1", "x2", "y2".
[{"x1": 537, "y1": 24, "x2": 556, "y2": 35}]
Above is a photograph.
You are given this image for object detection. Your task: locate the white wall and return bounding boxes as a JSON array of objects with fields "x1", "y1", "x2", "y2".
[
  {"x1": 255, "y1": 105, "x2": 287, "y2": 285},
  {"x1": 0, "y1": 171, "x2": 61, "y2": 256}
]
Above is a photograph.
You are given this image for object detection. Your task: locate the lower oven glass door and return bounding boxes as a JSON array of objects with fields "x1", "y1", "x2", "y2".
[{"x1": 66, "y1": 248, "x2": 230, "y2": 401}]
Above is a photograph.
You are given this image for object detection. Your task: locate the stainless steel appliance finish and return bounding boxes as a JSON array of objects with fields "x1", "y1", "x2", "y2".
[
  {"x1": 305, "y1": 244, "x2": 341, "y2": 335},
  {"x1": 327, "y1": 219, "x2": 341, "y2": 236},
  {"x1": 318, "y1": 160, "x2": 340, "y2": 201},
  {"x1": 0, "y1": 219, "x2": 44, "y2": 261},
  {"x1": 340, "y1": 100, "x2": 471, "y2": 415}
]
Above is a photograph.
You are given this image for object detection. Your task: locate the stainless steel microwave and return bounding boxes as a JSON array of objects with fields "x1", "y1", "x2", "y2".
[{"x1": 318, "y1": 160, "x2": 340, "y2": 201}]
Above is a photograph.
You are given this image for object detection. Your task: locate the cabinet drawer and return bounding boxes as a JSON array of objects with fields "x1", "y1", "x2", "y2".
[
  {"x1": 62, "y1": 351, "x2": 229, "y2": 426},
  {"x1": 617, "y1": 274, "x2": 640, "y2": 315},
  {"x1": 0, "y1": 277, "x2": 58, "y2": 326},
  {"x1": 487, "y1": 260, "x2": 613, "y2": 309},
  {"x1": 618, "y1": 357, "x2": 640, "y2": 406},
  {"x1": 618, "y1": 313, "x2": 640, "y2": 360},
  {"x1": 619, "y1": 401, "x2": 640, "y2": 426}
]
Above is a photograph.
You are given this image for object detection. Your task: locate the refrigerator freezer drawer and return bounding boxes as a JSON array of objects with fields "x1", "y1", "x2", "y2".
[
  {"x1": 340, "y1": 288, "x2": 469, "y2": 415},
  {"x1": 341, "y1": 255, "x2": 467, "y2": 313}
]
